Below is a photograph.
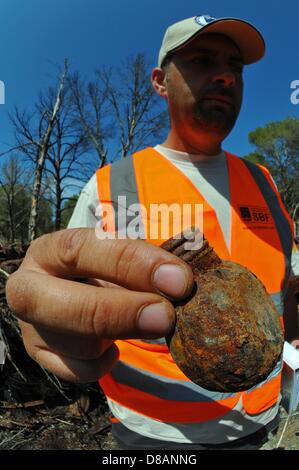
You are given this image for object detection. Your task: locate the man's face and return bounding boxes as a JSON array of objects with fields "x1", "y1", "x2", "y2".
[{"x1": 163, "y1": 33, "x2": 244, "y2": 141}]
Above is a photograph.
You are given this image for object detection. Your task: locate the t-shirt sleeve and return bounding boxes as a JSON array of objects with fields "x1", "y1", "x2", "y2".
[
  {"x1": 291, "y1": 242, "x2": 299, "y2": 276},
  {"x1": 67, "y1": 174, "x2": 99, "y2": 229}
]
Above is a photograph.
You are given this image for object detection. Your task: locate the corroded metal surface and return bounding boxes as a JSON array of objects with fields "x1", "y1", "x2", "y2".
[{"x1": 162, "y1": 231, "x2": 284, "y2": 392}]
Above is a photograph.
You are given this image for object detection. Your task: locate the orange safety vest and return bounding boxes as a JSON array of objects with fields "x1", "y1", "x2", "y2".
[{"x1": 96, "y1": 147, "x2": 293, "y2": 436}]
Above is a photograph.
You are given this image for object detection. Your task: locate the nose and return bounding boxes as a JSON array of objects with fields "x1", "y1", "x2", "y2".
[{"x1": 212, "y1": 70, "x2": 236, "y2": 88}]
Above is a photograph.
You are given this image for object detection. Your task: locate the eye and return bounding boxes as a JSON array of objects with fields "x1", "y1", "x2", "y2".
[
  {"x1": 191, "y1": 56, "x2": 213, "y2": 66},
  {"x1": 231, "y1": 63, "x2": 244, "y2": 75}
]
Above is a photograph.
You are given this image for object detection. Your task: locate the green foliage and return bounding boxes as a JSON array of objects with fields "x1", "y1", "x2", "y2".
[
  {"x1": 244, "y1": 117, "x2": 299, "y2": 215},
  {"x1": 60, "y1": 194, "x2": 79, "y2": 229},
  {"x1": 36, "y1": 197, "x2": 55, "y2": 237},
  {"x1": 243, "y1": 152, "x2": 268, "y2": 167},
  {"x1": 0, "y1": 184, "x2": 54, "y2": 244},
  {"x1": 0, "y1": 184, "x2": 30, "y2": 244}
]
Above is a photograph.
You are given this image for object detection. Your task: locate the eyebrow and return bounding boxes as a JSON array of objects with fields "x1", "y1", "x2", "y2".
[{"x1": 185, "y1": 47, "x2": 243, "y2": 63}]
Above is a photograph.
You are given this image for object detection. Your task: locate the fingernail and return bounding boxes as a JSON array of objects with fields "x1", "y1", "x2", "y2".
[
  {"x1": 153, "y1": 264, "x2": 188, "y2": 298},
  {"x1": 138, "y1": 303, "x2": 173, "y2": 335}
]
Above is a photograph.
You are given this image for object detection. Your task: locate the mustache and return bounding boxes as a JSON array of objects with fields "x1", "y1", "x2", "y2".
[
  {"x1": 200, "y1": 87, "x2": 236, "y2": 100},
  {"x1": 197, "y1": 87, "x2": 238, "y2": 113}
]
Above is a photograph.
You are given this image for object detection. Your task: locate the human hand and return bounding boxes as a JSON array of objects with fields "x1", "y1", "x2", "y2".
[{"x1": 5, "y1": 229, "x2": 194, "y2": 383}]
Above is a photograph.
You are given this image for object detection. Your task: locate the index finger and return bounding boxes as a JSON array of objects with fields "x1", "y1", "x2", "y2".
[{"x1": 21, "y1": 228, "x2": 194, "y2": 299}]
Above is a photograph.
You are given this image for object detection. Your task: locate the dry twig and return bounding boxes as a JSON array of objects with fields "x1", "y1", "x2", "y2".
[
  {"x1": 276, "y1": 415, "x2": 290, "y2": 448},
  {"x1": 0, "y1": 268, "x2": 9, "y2": 278}
]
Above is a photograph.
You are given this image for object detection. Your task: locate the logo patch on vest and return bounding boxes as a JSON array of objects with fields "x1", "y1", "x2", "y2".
[{"x1": 239, "y1": 205, "x2": 275, "y2": 228}]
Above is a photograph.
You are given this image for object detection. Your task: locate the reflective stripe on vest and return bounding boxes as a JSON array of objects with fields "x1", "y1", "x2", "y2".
[
  {"x1": 97, "y1": 147, "x2": 293, "y2": 427},
  {"x1": 242, "y1": 159, "x2": 292, "y2": 293},
  {"x1": 107, "y1": 397, "x2": 280, "y2": 445}
]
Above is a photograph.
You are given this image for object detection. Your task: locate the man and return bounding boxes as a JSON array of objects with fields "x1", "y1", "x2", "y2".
[{"x1": 6, "y1": 15, "x2": 299, "y2": 449}]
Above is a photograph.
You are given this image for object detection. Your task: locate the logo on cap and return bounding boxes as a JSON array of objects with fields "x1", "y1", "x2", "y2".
[{"x1": 195, "y1": 15, "x2": 216, "y2": 26}]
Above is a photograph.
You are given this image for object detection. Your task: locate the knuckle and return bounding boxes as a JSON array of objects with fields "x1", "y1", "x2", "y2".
[
  {"x1": 25, "y1": 234, "x2": 51, "y2": 266},
  {"x1": 90, "y1": 295, "x2": 112, "y2": 337},
  {"x1": 55, "y1": 228, "x2": 86, "y2": 269},
  {"x1": 26, "y1": 235, "x2": 44, "y2": 255},
  {"x1": 5, "y1": 272, "x2": 29, "y2": 318},
  {"x1": 113, "y1": 240, "x2": 144, "y2": 285},
  {"x1": 75, "y1": 289, "x2": 109, "y2": 337},
  {"x1": 80, "y1": 288, "x2": 131, "y2": 339}
]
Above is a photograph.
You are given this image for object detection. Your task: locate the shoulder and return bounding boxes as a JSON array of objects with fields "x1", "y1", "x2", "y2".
[
  {"x1": 96, "y1": 148, "x2": 153, "y2": 176},
  {"x1": 67, "y1": 174, "x2": 98, "y2": 229},
  {"x1": 81, "y1": 173, "x2": 98, "y2": 194},
  {"x1": 226, "y1": 152, "x2": 273, "y2": 179},
  {"x1": 237, "y1": 157, "x2": 277, "y2": 188}
]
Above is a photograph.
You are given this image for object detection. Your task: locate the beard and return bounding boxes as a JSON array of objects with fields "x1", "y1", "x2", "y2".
[
  {"x1": 194, "y1": 101, "x2": 238, "y2": 133},
  {"x1": 194, "y1": 99, "x2": 239, "y2": 134}
]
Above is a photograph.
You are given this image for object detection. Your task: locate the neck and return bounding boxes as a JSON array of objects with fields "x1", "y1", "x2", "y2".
[{"x1": 163, "y1": 130, "x2": 223, "y2": 156}]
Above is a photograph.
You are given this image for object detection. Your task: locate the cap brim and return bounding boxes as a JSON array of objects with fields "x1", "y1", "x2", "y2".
[{"x1": 176, "y1": 18, "x2": 265, "y2": 65}]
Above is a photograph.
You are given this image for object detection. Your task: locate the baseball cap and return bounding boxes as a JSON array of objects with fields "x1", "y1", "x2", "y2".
[{"x1": 158, "y1": 15, "x2": 265, "y2": 67}]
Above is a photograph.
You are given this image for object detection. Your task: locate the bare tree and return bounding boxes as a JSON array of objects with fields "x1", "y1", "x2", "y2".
[
  {"x1": 4, "y1": 53, "x2": 168, "y2": 240},
  {"x1": 100, "y1": 53, "x2": 168, "y2": 159},
  {"x1": 68, "y1": 71, "x2": 112, "y2": 169},
  {"x1": 69, "y1": 54, "x2": 167, "y2": 164},
  {"x1": 9, "y1": 60, "x2": 69, "y2": 241},
  {"x1": 38, "y1": 84, "x2": 88, "y2": 230},
  {"x1": 0, "y1": 155, "x2": 31, "y2": 244}
]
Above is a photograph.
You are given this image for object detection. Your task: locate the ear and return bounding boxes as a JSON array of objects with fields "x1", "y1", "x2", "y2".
[{"x1": 151, "y1": 67, "x2": 168, "y2": 99}]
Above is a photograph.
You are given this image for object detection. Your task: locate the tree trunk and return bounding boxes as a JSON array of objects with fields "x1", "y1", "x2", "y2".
[
  {"x1": 55, "y1": 177, "x2": 62, "y2": 231},
  {"x1": 28, "y1": 150, "x2": 46, "y2": 241},
  {"x1": 28, "y1": 60, "x2": 68, "y2": 242}
]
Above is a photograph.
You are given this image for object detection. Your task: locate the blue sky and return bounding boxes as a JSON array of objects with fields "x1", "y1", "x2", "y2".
[{"x1": 0, "y1": 0, "x2": 298, "y2": 160}]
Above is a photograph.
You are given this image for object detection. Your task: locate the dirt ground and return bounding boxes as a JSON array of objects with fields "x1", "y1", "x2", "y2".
[
  {"x1": 260, "y1": 409, "x2": 299, "y2": 450},
  {"x1": 0, "y1": 389, "x2": 112, "y2": 450}
]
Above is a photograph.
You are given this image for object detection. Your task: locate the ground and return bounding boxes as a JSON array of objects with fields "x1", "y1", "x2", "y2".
[{"x1": 261, "y1": 409, "x2": 299, "y2": 450}]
